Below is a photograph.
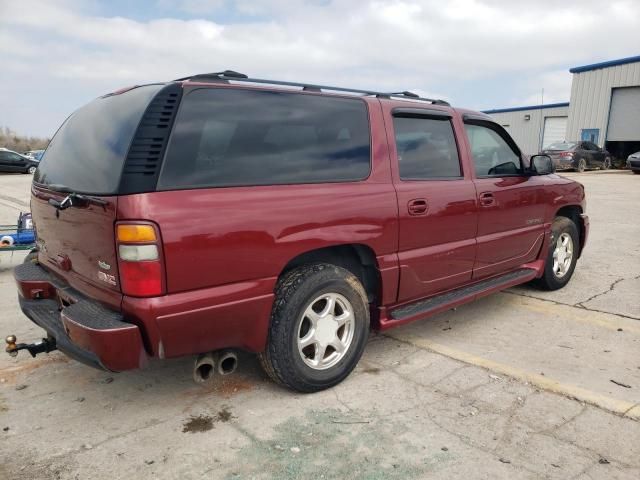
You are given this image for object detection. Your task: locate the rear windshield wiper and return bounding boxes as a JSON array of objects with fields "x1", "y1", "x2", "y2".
[{"x1": 48, "y1": 192, "x2": 108, "y2": 211}]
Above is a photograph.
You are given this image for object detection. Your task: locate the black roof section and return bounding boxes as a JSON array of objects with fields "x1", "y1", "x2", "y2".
[{"x1": 174, "y1": 70, "x2": 450, "y2": 106}]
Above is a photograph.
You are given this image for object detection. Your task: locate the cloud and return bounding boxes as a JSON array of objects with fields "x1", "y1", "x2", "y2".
[{"x1": 1, "y1": 0, "x2": 638, "y2": 136}]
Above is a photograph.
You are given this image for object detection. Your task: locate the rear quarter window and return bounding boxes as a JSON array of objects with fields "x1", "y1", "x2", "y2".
[{"x1": 158, "y1": 88, "x2": 371, "y2": 189}]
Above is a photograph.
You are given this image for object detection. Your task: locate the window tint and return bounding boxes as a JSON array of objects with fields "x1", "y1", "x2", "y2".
[
  {"x1": 393, "y1": 116, "x2": 461, "y2": 179},
  {"x1": 159, "y1": 88, "x2": 371, "y2": 189},
  {"x1": 464, "y1": 124, "x2": 521, "y2": 177},
  {"x1": 34, "y1": 84, "x2": 164, "y2": 194}
]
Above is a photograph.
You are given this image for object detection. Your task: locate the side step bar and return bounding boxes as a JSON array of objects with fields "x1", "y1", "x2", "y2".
[{"x1": 382, "y1": 268, "x2": 538, "y2": 329}]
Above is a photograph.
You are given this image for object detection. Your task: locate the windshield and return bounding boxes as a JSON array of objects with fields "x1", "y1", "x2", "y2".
[
  {"x1": 34, "y1": 84, "x2": 164, "y2": 194},
  {"x1": 546, "y1": 142, "x2": 576, "y2": 150}
]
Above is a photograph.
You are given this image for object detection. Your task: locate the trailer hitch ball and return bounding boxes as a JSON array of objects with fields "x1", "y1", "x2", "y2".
[{"x1": 5, "y1": 335, "x2": 18, "y2": 357}]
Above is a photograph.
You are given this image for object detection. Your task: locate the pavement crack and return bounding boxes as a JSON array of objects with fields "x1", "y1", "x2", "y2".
[
  {"x1": 332, "y1": 388, "x2": 355, "y2": 413},
  {"x1": 505, "y1": 290, "x2": 640, "y2": 320},
  {"x1": 622, "y1": 402, "x2": 640, "y2": 416},
  {"x1": 575, "y1": 277, "x2": 625, "y2": 308}
]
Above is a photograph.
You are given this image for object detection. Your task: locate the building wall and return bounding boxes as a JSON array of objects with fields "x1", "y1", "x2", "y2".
[
  {"x1": 566, "y1": 61, "x2": 640, "y2": 146},
  {"x1": 486, "y1": 105, "x2": 569, "y2": 155}
]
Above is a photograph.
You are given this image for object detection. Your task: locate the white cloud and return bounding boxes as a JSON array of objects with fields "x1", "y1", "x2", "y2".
[{"x1": 1, "y1": 0, "x2": 638, "y2": 136}]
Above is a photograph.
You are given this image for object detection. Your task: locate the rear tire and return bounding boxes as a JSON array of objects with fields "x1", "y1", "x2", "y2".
[
  {"x1": 259, "y1": 263, "x2": 370, "y2": 392},
  {"x1": 633, "y1": 170, "x2": 640, "y2": 175},
  {"x1": 576, "y1": 158, "x2": 586, "y2": 173},
  {"x1": 535, "y1": 217, "x2": 579, "y2": 291},
  {"x1": 602, "y1": 157, "x2": 611, "y2": 170},
  {"x1": 26, "y1": 166, "x2": 36, "y2": 174}
]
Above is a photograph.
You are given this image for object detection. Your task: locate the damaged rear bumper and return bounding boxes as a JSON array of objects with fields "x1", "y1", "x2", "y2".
[{"x1": 14, "y1": 261, "x2": 147, "y2": 371}]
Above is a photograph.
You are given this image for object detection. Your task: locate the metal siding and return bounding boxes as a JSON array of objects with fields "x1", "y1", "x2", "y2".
[
  {"x1": 487, "y1": 105, "x2": 569, "y2": 155},
  {"x1": 567, "y1": 61, "x2": 640, "y2": 146}
]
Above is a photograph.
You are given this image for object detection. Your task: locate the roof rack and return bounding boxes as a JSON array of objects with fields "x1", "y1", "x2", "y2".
[{"x1": 174, "y1": 70, "x2": 450, "y2": 106}]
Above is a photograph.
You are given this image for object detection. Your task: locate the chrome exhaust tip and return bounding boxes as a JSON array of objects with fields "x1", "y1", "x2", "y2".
[
  {"x1": 217, "y1": 350, "x2": 238, "y2": 376},
  {"x1": 193, "y1": 352, "x2": 217, "y2": 384}
]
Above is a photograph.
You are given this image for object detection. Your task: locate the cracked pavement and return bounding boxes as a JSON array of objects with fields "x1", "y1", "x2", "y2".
[{"x1": 1, "y1": 170, "x2": 639, "y2": 479}]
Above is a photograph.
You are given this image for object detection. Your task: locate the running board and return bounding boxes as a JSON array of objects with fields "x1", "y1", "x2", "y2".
[{"x1": 383, "y1": 268, "x2": 538, "y2": 328}]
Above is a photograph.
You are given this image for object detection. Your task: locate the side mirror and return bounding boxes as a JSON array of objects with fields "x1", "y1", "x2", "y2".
[{"x1": 530, "y1": 154, "x2": 554, "y2": 175}]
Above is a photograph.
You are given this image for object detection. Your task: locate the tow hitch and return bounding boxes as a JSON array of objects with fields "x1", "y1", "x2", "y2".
[{"x1": 5, "y1": 335, "x2": 57, "y2": 358}]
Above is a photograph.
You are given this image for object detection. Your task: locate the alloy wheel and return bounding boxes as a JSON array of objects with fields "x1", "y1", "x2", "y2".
[
  {"x1": 297, "y1": 292, "x2": 355, "y2": 370},
  {"x1": 552, "y1": 232, "x2": 574, "y2": 278}
]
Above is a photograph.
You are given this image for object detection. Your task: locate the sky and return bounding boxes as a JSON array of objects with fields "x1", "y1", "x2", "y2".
[{"x1": 1, "y1": 0, "x2": 639, "y2": 138}]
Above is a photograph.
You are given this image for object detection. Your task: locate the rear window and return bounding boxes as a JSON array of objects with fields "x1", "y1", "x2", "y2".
[
  {"x1": 158, "y1": 88, "x2": 371, "y2": 189},
  {"x1": 546, "y1": 142, "x2": 576, "y2": 150},
  {"x1": 34, "y1": 84, "x2": 164, "y2": 194}
]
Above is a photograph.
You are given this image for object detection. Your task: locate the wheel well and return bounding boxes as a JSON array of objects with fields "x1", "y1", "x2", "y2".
[
  {"x1": 280, "y1": 244, "x2": 381, "y2": 305},
  {"x1": 555, "y1": 205, "x2": 584, "y2": 255}
]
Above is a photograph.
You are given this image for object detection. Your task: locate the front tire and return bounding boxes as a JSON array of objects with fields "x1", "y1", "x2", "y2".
[
  {"x1": 535, "y1": 217, "x2": 579, "y2": 291},
  {"x1": 259, "y1": 263, "x2": 370, "y2": 392}
]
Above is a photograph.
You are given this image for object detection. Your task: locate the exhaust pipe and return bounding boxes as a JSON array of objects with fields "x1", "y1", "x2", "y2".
[
  {"x1": 217, "y1": 350, "x2": 238, "y2": 376},
  {"x1": 193, "y1": 352, "x2": 217, "y2": 384}
]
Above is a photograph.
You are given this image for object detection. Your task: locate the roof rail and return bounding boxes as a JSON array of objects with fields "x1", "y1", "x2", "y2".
[{"x1": 174, "y1": 71, "x2": 450, "y2": 106}]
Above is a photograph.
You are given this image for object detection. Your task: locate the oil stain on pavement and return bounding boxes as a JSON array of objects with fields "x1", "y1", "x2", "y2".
[{"x1": 182, "y1": 406, "x2": 235, "y2": 433}]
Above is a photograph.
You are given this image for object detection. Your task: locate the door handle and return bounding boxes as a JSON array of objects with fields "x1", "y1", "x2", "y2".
[
  {"x1": 408, "y1": 199, "x2": 428, "y2": 216},
  {"x1": 479, "y1": 192, "x2": 496, "y2": 207}
]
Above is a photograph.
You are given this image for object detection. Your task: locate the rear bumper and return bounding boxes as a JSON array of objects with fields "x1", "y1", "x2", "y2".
[{"x1": 14, "y1": 262, "x2": 147, "y2": 371}]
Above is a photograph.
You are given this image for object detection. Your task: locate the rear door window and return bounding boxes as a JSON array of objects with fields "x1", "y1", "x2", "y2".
[
  {"x1": 158, "y1": 88, "x2": 371, "y2": 189},
  {"x1": 392, "y1": 116, "x2": 461, "y2": 179}
]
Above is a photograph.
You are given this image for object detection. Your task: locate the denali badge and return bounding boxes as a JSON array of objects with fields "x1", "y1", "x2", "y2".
[
  {"x1": 98, "y1": 260, "x2": 111, "y2": 270},
  {"x1": 98, "y1": 271, "x2": 116, "y2": 286}
]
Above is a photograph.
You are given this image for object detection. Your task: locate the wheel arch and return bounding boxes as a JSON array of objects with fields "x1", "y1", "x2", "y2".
[
  {"x1": 279, "y1": 244, "x2": 381, "y2": 306},
  {"x1": 554, "y1": 205, "x2": 585, "y2": 256}
]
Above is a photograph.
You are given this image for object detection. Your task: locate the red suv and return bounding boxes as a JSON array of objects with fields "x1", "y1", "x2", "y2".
[{"x1": 9, "y1": 71, "x2": 588, "y2": 392}]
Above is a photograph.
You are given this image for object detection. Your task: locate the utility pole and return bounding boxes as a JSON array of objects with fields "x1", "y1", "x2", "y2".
[{"x1": 538, "y1": 88, "x2": 545, "y2": 151}]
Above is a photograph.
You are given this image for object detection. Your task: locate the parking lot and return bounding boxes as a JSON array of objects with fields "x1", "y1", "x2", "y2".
[{"x1": 0, "y1": 170, "x2": 638, "y2": 479}]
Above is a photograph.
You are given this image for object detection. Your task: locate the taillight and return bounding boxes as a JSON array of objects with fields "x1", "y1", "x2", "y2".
[
  {"x1": 116, "y1": 222, "x2": 165, "y2": 297},
  {"x1": 560, "y1": 152, "x2": 574, "y2": 158}
]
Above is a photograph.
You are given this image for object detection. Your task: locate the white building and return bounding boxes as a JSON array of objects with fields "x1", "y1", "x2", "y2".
[
  {"x1": 484, "y1": 55, "x2": 640, "y2": 159},
  {"x1": 483, "y1": 103, "x2": 569, "y2": 155}
]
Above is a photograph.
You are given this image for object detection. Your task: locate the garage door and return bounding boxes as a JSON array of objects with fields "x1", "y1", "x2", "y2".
[
  {"x1": 542, "y1": 116, "x2": 567, "y2": 149},
  {"x1": 607, "y1": 87, "x2": 640, "y2": 141}
]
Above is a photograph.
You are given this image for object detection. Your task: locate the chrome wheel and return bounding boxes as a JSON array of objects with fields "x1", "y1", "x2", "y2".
[
  {"x1": 577, "y1": 159, "x2": 586, "y2": 173},
  {"x1": 602, "y1": 157, "x2": 611, "y2": 170},
  {"x1": 297, "y1": 292, "x2": 355, "y2": 370},
  {"x1": 552, "y1": 232, "x2": 574, "y2": 278},
  {"x1": 27, "y1": 166, "x2": 36, "y2": 174}
]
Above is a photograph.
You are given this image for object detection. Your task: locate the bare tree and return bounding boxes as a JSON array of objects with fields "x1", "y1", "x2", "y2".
[{"x1": 0, "y1": 126, "x2": 50, "y2": 152}]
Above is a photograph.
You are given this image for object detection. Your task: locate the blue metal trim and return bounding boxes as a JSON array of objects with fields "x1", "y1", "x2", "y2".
[
  {"x1": 482, "y1": 102, "x2": 570, "y2": 114},
  {"x1": 569, "y1": 55, "x2": 640, "y2": 73}
]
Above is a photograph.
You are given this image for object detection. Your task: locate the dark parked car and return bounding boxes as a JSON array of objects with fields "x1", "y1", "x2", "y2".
[
  {"x1": 0, "y1": 148, "x2": 39, "y2": 174},
  {"x1": 627, "y1": 151, "x2": 640, "y2": 174},
  {"x1": 541, "y1": 141, "x2": 612, "y2": 172},
  {"x1": 8, "y1": 71, "x2": 588, "y2": 392}
]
